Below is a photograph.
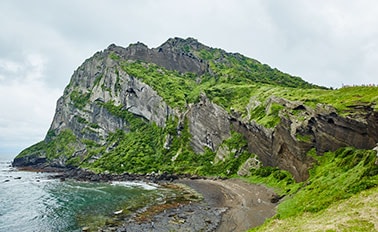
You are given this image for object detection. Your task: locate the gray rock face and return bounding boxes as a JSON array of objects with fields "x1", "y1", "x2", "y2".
[
  {"x1": 237, "y1": 157, "x2": 261, "y2": 176},
  {"x1": 232, "y1": 97, "x2": 378, "y2": 182},
  {"x1": 48, "y1": 50, "x2": 173, "y2": 145},
  {"x1": 12, "y1": 154, "x2": 47, "y2": 167},
  {"x1": 187, "y1": 94, "x2": 231, "y2": 153},
  {"x1": 310, "y1": 105, "x2": 378, "y2": 154},
  {"x1": 108, "y1": 37, "x2": 208, "y2": 75}
]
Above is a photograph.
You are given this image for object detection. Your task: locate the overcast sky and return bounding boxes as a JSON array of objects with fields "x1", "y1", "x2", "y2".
[{"x1": 1, "y1": 0, "x2": 378, "y2": 157}]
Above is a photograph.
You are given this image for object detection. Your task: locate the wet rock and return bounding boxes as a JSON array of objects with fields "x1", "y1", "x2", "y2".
[
  {"x1": 13, "y1": 155, "x2": 46, "y2": 167},
  {"x1": 117, "y1": 203, "x2": 223, "y2": 232},
  {"x1": 270, "y1": 194, "x2": 285, "y2": 203}
]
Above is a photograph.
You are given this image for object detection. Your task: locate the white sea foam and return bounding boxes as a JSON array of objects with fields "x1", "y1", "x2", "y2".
[{"x1": 110, "y1": 181, "x2": 158, "y2": 190}]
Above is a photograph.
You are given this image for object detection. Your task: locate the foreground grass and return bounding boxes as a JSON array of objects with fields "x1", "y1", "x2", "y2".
[
  {"x1": 247, "y1": 147, "x2": 378, "y2": 232},
  {"x1": 251, "y1": 186, "x2": 378, "y2": 232}
]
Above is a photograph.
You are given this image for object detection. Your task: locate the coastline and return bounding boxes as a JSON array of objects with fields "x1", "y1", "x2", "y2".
[
  {"x1": 14, "y1": 166, "x2": 278, "y2": 231},
  {"x1": 175, "y1": 179, "x2": 277, "y2": 232},
  {"x1": 108, "y1": 178, "x2": 277, "y2": 232}
]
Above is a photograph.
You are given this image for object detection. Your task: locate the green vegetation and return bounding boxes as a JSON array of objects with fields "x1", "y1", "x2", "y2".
[
  {"x1": 249, "y1": 147, "x2": 378, "y2": 231},
  {"x1": 295, "y1": 133, "x2": 312, "y2": 143},
  {"x1": 205, "y1": 84, "x2": 378, "y2": 118},
  {"x1": 70, "y1": 90, "x2": 91, "y2": 109},
  {"x1": 246, "y1": 85, "x2": 378, "y2": 115},
  {"x1": 82, "y1": 101, "x2": 167, "y2": 173},
  {"x1": 121, "y1": 61, "x2": 200, "y2": 108},
  {"x1": 114, "y1": 67, "x2": 121, "y2": 93},
  {"x1": 196, "y1": 48, "x2": 320, "y2": 89},
  {"x1": 75, "y1": 115, "x2": 88, "y2": 124},
  {"x1": 251, "y1": 103, "x2": 284, "y2": 128},
  {"x1": 278, "y1": 148, "x2": 377, "y2": 218},
  {"x1": 243, "y1": 166, "x2": 296, "y2": 195},
  {"x1": 109, "y1": 52, "x2": 120, "y2": 61},
  {"x1": 203, "y1": 131, "x2": 252, "y2": 176},
  {"x1": 93, "y1": 74, "x2": 103, "y2": 87},
  {"x1": 17, "y1": 129, "x2": 79, "y2": 163},
  {"x1": 251, "y1": 186, "x2": 378, "y2": 232}
]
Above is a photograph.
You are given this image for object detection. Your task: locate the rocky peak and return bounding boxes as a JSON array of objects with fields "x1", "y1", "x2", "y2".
[
  {"x1": 104, "y1": 38, "x2": 208, "y2": 75},
  {"x1": 158, "y1": 37, "x2": 207, "y2": 52}
]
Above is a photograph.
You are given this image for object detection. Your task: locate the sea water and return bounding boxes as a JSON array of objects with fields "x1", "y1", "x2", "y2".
[{"x1": 0, "y1": 157, "x2": 172, "y2": 232}]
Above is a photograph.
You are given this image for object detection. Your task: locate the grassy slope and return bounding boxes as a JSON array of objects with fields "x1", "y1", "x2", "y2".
[
  {"x1": 248, "y1": 147, "x2": 378, "y2": 231},
  {"x1": 252, "y1": 186, "x2": 378, "y2": 232}
]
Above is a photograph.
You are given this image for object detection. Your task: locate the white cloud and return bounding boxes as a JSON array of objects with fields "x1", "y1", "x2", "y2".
[
  {"x1": 0, "y1": 60, "x2": 22, "y2": 74},
  {"x1": 0, "y1": 54, "x2": 61, "y2": 154}
]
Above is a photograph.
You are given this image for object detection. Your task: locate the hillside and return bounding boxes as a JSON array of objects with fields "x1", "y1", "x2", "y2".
[
  {"x1": 13, "y1": 37, "x2": 378, "y2": 230},
  {"x1": 252, "y1": 186, "x2": 378, "y2": 231}
]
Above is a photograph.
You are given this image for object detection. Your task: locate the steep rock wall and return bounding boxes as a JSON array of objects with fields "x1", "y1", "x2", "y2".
[
  {"x1": 187, "y1": 94, "x2": 231, "y2": 153},
  {"x1": 232, "y1": 98, "x2": 378, "y2": 182},
  {"x1": 48, "y1": 50, "x2": 173, "y2": 144}
]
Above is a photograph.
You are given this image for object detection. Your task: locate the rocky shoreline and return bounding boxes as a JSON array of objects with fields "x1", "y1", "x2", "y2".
[
  {"x1": 17, "y1": 165, "x2": 214, "y2": 183},
  {"x1": 16, "y1": 166, "x2": 279, "y2": 231},
  {"x1": 58, "y1": 168, "x2": 197, "y2": 183}
]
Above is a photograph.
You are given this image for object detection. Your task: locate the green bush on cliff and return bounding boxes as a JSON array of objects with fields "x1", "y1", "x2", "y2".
[
  {"x1": 17, "y1": 129, "x2": 79, "y2": 163},
  {"x1": 196, "y1": 47, "x2": 320, "y2": 89},
  {"x1": 84, "y1": 101, "x2": 167, "y2": 173},
  {"x1": 121, "y1": 61, "x2": 200, "y2": 108},
  {"x1": 70, "y1": 90, "x2": 91, "y2": 109}
]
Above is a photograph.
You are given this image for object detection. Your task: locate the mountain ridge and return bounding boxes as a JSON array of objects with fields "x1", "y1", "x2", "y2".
[{"x1": 13, "y1": 37, "x2": 378, "y2": 183}]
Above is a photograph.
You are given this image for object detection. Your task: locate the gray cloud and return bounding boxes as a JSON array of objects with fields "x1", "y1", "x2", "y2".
[{"x1": 1, "y1": 0, "x2": 377, "y2": 155}]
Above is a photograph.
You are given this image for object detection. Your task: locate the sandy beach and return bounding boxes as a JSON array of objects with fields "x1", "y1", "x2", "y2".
[
  {"x1": 180, "y1": 178, "x2": 277, "y2": 232},
  {"x1": 117, "y1": 178, "x2": 277, "y2": 232}
]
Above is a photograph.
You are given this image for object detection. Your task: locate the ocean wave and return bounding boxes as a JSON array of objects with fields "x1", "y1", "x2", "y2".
[{"x1": 110, "y1": 181, "x2": 158, "y2": 190}]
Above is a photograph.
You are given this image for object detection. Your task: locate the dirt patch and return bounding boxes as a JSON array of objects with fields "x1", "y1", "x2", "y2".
[{"x1": 179, "y1": 178, "x2": 277, "y2": 232}]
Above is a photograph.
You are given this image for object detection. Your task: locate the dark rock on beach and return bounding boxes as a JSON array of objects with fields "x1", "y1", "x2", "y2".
[
  {"x1": 58, "y1": 168, "x2": 180, "y2": 183},
  {"x1": 114, "y1": 203, "x2": 225, "y2": 232}
]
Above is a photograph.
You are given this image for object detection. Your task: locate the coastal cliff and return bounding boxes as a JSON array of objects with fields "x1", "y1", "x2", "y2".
[{"x1": 14, "y1": 37, "x2": 378, "y2": 182}]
